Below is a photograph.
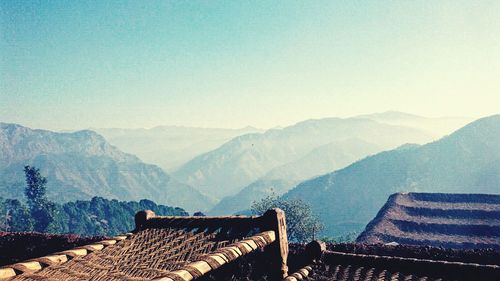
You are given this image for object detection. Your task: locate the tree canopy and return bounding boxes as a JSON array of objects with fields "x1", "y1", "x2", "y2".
[
  {"x1": 251, "y1": 194, "x2": 323, "y2": 243},
  {"x1": 0, "y1": 166, "x2": 188, "y2": 236}
]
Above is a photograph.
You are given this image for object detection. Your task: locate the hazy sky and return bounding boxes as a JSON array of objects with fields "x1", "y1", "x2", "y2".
[{"x1": 1, "y1": 1, "x2": 499, "y2": 130}]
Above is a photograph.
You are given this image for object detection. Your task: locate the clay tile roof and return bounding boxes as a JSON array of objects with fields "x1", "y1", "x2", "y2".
[
  {"x1": 357, "y1": 192, "x2": 500, "y2": 250},
  {"x1": 285, "y1": 245, "x2": 500, "y2": 281},
  {"x1": 0, "y1": 209, "x2": 289, "y2": 281}
]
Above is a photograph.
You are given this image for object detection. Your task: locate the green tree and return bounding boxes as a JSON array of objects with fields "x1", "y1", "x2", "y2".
[
  {"x1": 24, "y1": 166, "x2": 47, "y2": 206},
  {"x1": 251, "y1": 194, "x2": 323, "y2": 243},
  {"x1": 320, "y1": 231, "x2": 359, "y2": 243},
  {"x1": 0, "y1": 197, "x2": 34, "y2": 232},
  {"x1": 24, "y1": 165, "x2": 55, "y2": 232},
  {"x1": 1, "y1": 198, "x2": 34, "y2": 232},
  {"x1": 59, "y1": 197, "x2": 188, "y2": 236}
]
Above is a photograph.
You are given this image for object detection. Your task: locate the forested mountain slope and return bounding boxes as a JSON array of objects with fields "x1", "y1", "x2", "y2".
[{"x1": 0, "y1": 123, "x2": 214, "y2": 212}]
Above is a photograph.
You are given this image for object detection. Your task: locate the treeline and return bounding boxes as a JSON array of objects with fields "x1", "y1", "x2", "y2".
[
  {"x1": 0, "y1": 196, "x2": 187, "y2": 236},
  {"x1": 0, "y1": 166, "x2": 187, "y2": 236}
]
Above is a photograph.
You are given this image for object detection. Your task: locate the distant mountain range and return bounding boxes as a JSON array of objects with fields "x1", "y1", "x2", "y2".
[
  {"x1": 94, "y1": 126, "x2": 262, "y2": 172},
  {"x1": 284, "y1": 115, "x2": 500, "y2": 236},
  {"x1": 0, "y1": 112, "x2": 478, "y2": 220},
  {"x1": 355, "y1": 111, "x2": 472, "y2": 136},
  {"x1": 175, "y1": 117, "x2": 435, "y2": 201},
  {"x1": 209, "y1": 139, "x2": 382, "y2": 215},
  {"x1": 0, "y1": 123, "x2": 215, "y2": 212}
]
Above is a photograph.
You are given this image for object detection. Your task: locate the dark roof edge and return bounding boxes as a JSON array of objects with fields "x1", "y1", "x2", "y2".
[
  {"x1": 323, "y1": 250, "x2": 500, "y2": 281},
  {"x1": 0, "y1": 234, "x2": 132, "y2": 280}
]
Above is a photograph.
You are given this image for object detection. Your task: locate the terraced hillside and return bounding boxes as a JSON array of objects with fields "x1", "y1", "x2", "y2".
[{"x1": 357, "y1": 193, "x2": 500, "y2": 250}]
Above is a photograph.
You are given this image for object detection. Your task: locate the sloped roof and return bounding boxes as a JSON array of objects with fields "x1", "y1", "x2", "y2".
[
  {"x1": 287, "y1": 250, "x2": 500, "y2": 281},
  {"x1": 0, "y1": 232, "x2": 104, "y2": 267},
  {"x1": 0, "y1": 209, "x2": 288, "y2": 281},
  {"x1": 2, "y1": 196, "x2": 500, "y2": 281},
  {"x1": 356, "y1": 192, "x2": 500, "y2": 250},
  {"x1": 284, "y1": 241, "x2": 500, "y2": 281}
]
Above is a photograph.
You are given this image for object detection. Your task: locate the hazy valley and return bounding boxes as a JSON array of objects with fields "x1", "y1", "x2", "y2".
[
  {"x1": 94, "y1": 126, "x2": 262, "y2": 172},
  {"x1": 174, "y1": 115, "x2": 437, "y2": 201},
  {"x1": 0, "y1": 112, "x2": 493, "y2": 235},
  {"x1": 3, "y1": 3, "x2": 499, "y2": 278}
]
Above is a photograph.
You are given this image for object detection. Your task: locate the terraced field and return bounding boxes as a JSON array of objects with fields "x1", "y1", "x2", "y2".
[{"x1": 356, "y1": 193, "x2": 500, "y2": 250}]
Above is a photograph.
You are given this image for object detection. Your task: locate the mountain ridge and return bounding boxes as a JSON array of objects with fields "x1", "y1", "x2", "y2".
[
  {"x1": 209, "y1": 138, "x2": 382, "y2": 215},
  {"x1": 0, "y1": 123, "x2": 215, "y2": 212},
  {"x1": 284, "y1": 115, "x2": 500, "y2": 236},
  {"x1": 175, "y1": 117, "x2": 435, "y2": 201},
  {"x1": 94, "y1": 125, "x2": 262, "y2": 171}
]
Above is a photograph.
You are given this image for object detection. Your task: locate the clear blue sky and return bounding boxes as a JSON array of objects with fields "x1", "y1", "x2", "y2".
[{"x1": 1, "y1": 1, "x2": 499, "y2": 130}]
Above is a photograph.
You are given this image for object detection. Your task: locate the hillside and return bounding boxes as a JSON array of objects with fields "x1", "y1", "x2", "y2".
[
  {"x1": 209, "y1": 139, "x2": 381, "y2": 215},
  {"x1": 0, "y1": 123, "x2": 215, "y2": 212},
  {"x1": 209, "y1": 178, "x2": 299, "y2": 216},
  {"x1": 174, "y1": 118, "x2": 433, "y2": 200},
  {"x1": 284, "y1": 115, "x2": 500, "y2": 236},
  {"x1": 357, "y1": 192, "x2": 500, "y2": 250},
  {"x1": 95, "y1": 126, "x2": 261, "y2": 171}
]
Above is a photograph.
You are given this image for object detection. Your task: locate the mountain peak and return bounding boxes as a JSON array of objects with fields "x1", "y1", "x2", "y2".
[
  {"x1": 355, "y1": 111, "x2": 425, "y2": 120},
  {"x1": 0, "y1": 122, "x2": 30, "y2": 134},
  {"x1": 0, "y1": 122, "x2": 216, "y2": 212}
]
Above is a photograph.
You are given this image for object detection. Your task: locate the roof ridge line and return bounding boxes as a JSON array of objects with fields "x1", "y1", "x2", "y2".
[
  {"x1": 152, "y1": 230, "x2": 276, "y2": 281},
  {"x1": 284, "y1": 265, "x2": 313, "y2": 281},
  {"x1": 322, "y1": 250, "x2": 500, "y2": 280},
  {"x1": 324, "y1": 250, "x2": 500, "y2": 268}
]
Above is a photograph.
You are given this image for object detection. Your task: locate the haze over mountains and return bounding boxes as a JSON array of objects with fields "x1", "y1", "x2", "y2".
[
  {"x1": 284, "y1": 115, "x2": 500, "y2": 236},
  {"x1": 95, "y1": 126, "x2": 262, "y2": 172},
  {"x1": 0, "y1": 123, "x2": 214, "y2": 212},
  {"x1": 209, "y1": 113, "x2": 471, "y2": 216},
  {"x1": 174, "y1": 116, "x2": 435, "y2": 201},
  {"x1": 356, "y1": 111, "x2": 472, "y2": 136},
  {"x1": 0, "y1": 111, "x2": 478, "y2": 220},
  {"x1": 209, "y1": 139, "x2": 382, "y2": 215}
]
